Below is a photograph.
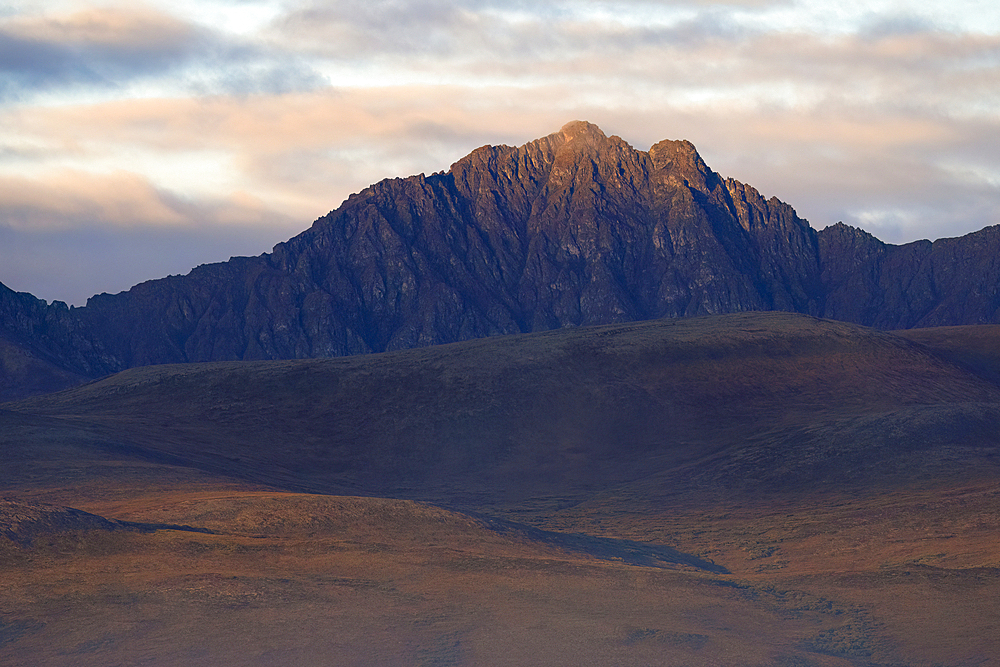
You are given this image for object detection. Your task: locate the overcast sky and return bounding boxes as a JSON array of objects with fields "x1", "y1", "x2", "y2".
[{"x1": 2, "y1": 0, "x2": 999, "y2": 305}]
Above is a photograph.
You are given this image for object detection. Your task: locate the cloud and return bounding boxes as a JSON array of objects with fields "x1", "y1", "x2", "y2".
[
  {"x1": 9, "y1": 80, "x2": 998, "y2": 245},
  {"x1": 6, "y1": 5, "x2": 197, "y2": 48},
  {"x1": 0, "y1": 169, "x2": 182, "y2": 228},
  {"x1": 0, "y1": 87, "x2": 576, "y2": 220},
  {"x1": 0, "y1": 168, "x2": 300, "y2": 231},
  {"x1": 258, "y1": 0, "x2": 1000, "y2": 133},
  {"x1": 0, "y1": 4, "x2": 327, "y2": 100},
  {"x1": 0, "y1": 6, "x2": 208, "y2": 95}
]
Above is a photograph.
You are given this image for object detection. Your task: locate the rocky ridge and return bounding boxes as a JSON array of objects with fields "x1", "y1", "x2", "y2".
[{"x1": 2, "y1": 121, "x2": 999, "y2": 392}]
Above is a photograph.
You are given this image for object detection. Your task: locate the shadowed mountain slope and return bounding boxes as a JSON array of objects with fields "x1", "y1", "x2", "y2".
[
  {"x1": 0, "y1": 284, "x2": 112, "y2": 400},
  {"x1": 819, "y1": 222, "x2": 1000, "y2": 328},
  {"x1": 895, "y1": 324, "x2": 1000, "y2": 385},
  {"x1": 4, "y1": 122, "x2": 1000, "y2": 400},
  {"x1": 11, "y1": 312, "x2": 1000, "y2": 506}
]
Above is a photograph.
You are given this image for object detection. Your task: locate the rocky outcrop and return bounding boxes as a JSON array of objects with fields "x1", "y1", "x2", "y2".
[
  {"x1": 819, "y1": 222, "x2": 1000, "y2": 328},
  {"x1": 0, "y1": 500, "x2": 127, "y2": 546},
  {"x1": 2, "y1": 121, "x2": 999, "y2": 392},
  {"x1": 0, "y1": 282, "x2": 118, "y2": 399}
]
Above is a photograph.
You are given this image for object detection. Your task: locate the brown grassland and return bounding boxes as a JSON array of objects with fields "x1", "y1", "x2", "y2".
[{"x1": 2, "y1": 312, "x2": 1000, "y2": 666}]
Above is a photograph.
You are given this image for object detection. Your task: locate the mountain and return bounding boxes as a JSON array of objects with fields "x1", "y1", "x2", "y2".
[
  {"x1": 0, "y1": 286, "x2": 111, "y2": 401},
  {"x1": 3, "y1": 120, "x2": 1000, "y2": 396}
]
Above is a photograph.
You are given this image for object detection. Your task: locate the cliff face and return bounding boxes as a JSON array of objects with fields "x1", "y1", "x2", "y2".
[
  {"x1": 3, "y1": 121, "x2": 1000, "y2": 387},
  {"x1": 257, "y1": 120, "x2": 824, "y2": 358},
  {"x1": 819, "y1": 222, "x2": 1000, "y2": 328},
  {"x1": 0, "y1": 282, "x2": 118, "y2": 399}
]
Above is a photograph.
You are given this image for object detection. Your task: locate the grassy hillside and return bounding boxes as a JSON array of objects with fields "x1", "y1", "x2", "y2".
[
  {"x1": 12, "y1": 312, "x2": 1000, "y2": 504},
  {"x1": 3, "y1": 312, "x2": 1000, "y2": 665},
  {"x1": 896, "y1": 324, "x2": 1000, "y2": 384}
]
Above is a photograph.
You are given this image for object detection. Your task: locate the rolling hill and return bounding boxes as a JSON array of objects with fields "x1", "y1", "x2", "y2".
[
  {"x1": 3, "y1": 312, "x2": 1000, "y2": 665},
  {"x1": 11, "y1": 312, "x2": 1000, "y2": 504}
]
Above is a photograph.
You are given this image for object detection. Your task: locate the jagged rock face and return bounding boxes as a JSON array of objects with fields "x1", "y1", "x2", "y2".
[
  {"x1": 2, "y1": 121, "x2": 1000, "y2": 384},
  {"x1": 265, "y1": 121, "x2": 823, "y2": 357},
  {"x1": 819, "y1": 222, "x2": 1000, "y2": 328},
  {"x1": 0, "y1": 283, "x2": 117, "y2": 383}
]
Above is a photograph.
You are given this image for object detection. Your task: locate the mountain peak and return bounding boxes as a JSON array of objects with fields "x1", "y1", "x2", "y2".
[
  {"x1": 559, "y1": 120, "x2": 607, "y2": 143},
  {"x1": 648, "y1": 138, "x2": 708, "y2": 175}
]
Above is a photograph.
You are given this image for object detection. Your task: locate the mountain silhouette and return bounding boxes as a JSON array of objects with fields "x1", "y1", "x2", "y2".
[{"x1": 2, "y1": 121, "x2": 999, "y2": 398}]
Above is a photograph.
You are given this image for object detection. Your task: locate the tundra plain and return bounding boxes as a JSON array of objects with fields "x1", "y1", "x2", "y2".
[{"x1": 2, "y1": 312, "x2": 1000, "y2": 666}]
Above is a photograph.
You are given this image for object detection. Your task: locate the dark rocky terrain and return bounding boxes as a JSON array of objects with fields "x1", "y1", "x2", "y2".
[{"x1": 3, "y1": 121, "x2": 1000, "y2": 398}]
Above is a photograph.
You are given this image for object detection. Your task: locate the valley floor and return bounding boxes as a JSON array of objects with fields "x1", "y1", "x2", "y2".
[{"x1": 2, "y1": 454, "x2": 999, "y2": 666}]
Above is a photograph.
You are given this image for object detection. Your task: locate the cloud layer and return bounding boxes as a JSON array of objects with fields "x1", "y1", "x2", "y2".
[{"x1": 2, "y1": 0, "x2": 999, "y2": 304}]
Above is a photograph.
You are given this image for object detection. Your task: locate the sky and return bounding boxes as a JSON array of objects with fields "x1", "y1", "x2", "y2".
[{"x1": 2, "y1": 0, "x2": 999, "y2": 306}]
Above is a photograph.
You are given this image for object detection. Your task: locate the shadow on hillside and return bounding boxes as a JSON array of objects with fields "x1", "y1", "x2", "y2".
[{"x1": 472, "y1": 513, "x2": 729, "y2": 573}]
